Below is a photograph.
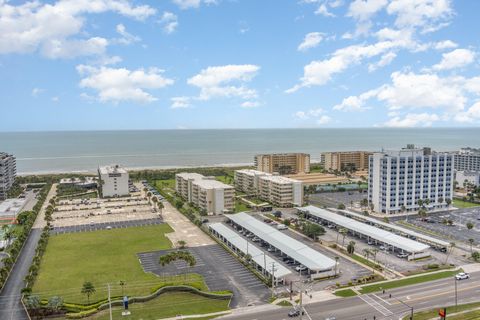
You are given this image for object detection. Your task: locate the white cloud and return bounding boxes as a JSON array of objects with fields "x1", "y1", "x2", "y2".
[
  {"x1": 432, "y1": 48, "x2": 476, "y2": 71},
  {"x1": 51, "y1": 96, "x2": 60, "y2": 103},
  {"x1": 382, "y1": 113, "x2": 440, "y2": 127},
  {"x1": 294, "y1": 108, "x2": 325, "y2": 119},
  {"x1": 0, "y1": 0, "x2": 155, "y2": 58},
  {"x1": 241, "y1": 101, "x2": 261, "y2": 108},
  {"x1": 315, "y1": 4, "x2": 335, "y2": 17},
  {"x1": 31, "y1": 88, "x2": 44, "y2": 97},
  {"x1": 171, "y1": 96, "x2": 191, "y2": 109},
  {"x1": 187, "y1": 64, "x2": 260, "y2": 100},
  {"x1": 159, "y1": 12, "x2": 178, "y2": 34},
  {"x1": 298, "y1": 32, "x2": 324, "y2": 52},
  {"x1": 386, "y1": 0, "x2": 453, "y2": 31},
  {"x1": 172, "y1": 0, "x2": 218, "y2": 9},
  {"x1": 347, "y1": 0, "x2": 388, "y2": 21},
  {"x1": 114, "y1": 24, "x2": 140, "y2": 45},
  {"x1": 334, "y1": 90, "x2": 377, "y2": 111},
  {"x1": 454, "y1": 102, "x2": 480, "y2": 123},
  {"x1": 317, "y1": 115, "x2": 332, "y2": 124},
  {"x1": 77, "y1": 65, "x2": 174, "y2": 103},
  {"x1": 434, "y1": 40, "x2": 458, "y2": 50},
  {"x1": 368, "y1": 51, "x2": 397, "y2": 72}
]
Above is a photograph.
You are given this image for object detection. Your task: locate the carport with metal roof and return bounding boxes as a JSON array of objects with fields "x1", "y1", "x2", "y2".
[
  {"x1": 208, "y1": 223, "x2": 291, "y2": 283},
  {"x1": 227, "y1": 212, "x2": 336, "y2": 277},
  {"x1": 298, "y1": 206, "x2": 430, "y2": 258}
]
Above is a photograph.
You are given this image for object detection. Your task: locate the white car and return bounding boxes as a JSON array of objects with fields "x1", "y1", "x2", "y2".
[
  {"x1": 295, "y1": 265, "x2": 307, "y2": 272},
  {"x1": 455, "y1": 272, "x2": 470, "y2": 280}
]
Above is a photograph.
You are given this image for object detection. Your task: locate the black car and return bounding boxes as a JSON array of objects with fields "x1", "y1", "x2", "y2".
[{"x1": 288, "y1": 309, "x2": 304, "y2": 317}]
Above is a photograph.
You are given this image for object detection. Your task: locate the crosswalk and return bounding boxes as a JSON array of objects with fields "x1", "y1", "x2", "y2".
[{"x1": 358, "y1": 294, "x2": 395, "y2": 317}]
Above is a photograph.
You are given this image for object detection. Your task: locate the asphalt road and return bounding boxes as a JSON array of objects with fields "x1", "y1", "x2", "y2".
[
  {"x1": 222, "y1": 270, "x2": 480, "y2": 320},
  {"x1": 0, "y1": 229, "x2": 42, "y2": 320},
  {"x1": 51, "y1": 217, "x2": 163, "y2": 234}
]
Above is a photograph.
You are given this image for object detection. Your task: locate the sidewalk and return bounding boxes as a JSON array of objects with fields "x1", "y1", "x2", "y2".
[
  {"x1": 162, "y1": 310, "x2": 231, "y2": 320},
  {"x1": 32, "y1": 183, "x2": 56, "y2": 229}
]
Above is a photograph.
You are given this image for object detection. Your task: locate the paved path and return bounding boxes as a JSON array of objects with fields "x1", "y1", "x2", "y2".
[
  {"x1": 0, "y1": 229, "x2": 41, "y2": 320},
  {"x1": 32, "y1": 183, "x2": 56, "y2": 229}
]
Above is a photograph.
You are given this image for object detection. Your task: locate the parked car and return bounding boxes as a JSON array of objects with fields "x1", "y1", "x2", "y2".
[
  {"x1": 379, "y1": 245, "x2": 387, "y2": 251},
  {"x1": 277, "y1": 224, "x2": 288, "y2": 230},
  {"x1": 106, "y1": 226, "x2": 112, "y2": 230},
  {"x1": 288, "y1": 309, "x2": 304, "y2": 317},
  {"x1": 396, "y1": 253, "x2": 409, "y2": 259},
  {"x1": 295, "y1": 265, "x2": 307, "y2": 272},
  {"x1": 456, "y1": 272, "x2": 470, "y2": 280},
  {"x1": 325, "y1": 317, "x2": 336, "y2": 320},
  {"x1": 252, "y1": 237, "x2": 260, "y2": 242},
  {"x1": 367, "y1": 241, "x2": 374, "y2": 245}
]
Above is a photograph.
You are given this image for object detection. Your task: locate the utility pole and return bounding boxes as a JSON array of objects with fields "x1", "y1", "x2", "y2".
[
  {"x1": 108, "y1": 284, "x2": 112, "y2": 320},
  {"x1": 299, "y1": 288, "x2": 303, "y2": 320},
  {"x1": 270, "y1": 262, "x2": 277, "y2": 299},
  {"x1": 454, "y1": 276, "x2": 458, "y2": 311}
]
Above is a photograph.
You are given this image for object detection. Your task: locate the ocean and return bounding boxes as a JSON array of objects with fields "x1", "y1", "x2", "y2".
[{"x1": 0, "y1": 128, "x2": 479, "y2": 175}]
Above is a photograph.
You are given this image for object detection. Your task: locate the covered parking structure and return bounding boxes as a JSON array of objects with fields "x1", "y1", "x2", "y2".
[
  {"x1": 338, "y1": 209, "x2": 449, "y2": 251},
  {"x1": 209, "y1": 223, "x2": 291, "y2": 284},
  {"x1": 298, "y1": 206, "x2": 430, "y2": 260},
  {"x1": 227, "y1": 212, "x2": 336, "y2": 279}
]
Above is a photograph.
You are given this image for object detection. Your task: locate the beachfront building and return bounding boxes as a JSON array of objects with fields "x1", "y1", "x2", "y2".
[
  {"x1": 368, "y1": 145, "x2": 453, "y2": 214},
  {"x1": 455, "y1": 171, "x2": 480, "y2": 188},
  {"x1": 0, "y1": 152, "x2": 17, "y2": 201},
  {"x1": 98, "y1": 165, "x2": 130, "y2": 198},
  {"x1": 234, "y1": 169, "x2": 269, "y2": 195},
  {"x1": 321, "y1": 151, "x2": 372, "y2": 172},
  {"x1": 175, "y1": 173, "x2": 234, "y2": 215},
  {"x1": 254, "y1": 153, "x2": 310, "y2": 175},
  {"x1": 454, "y1": 148, "x2": 480, "y2": 172},
  {"x1": 234, "y1": 169, "x2": 303, "y2": 207}
]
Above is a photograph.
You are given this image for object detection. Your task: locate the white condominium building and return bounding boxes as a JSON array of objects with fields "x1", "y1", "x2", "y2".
[
  {"x1": 368, "y1": 146, "x2": 453, "y2": 214},
  {"x1": 234, "y1": 169, "x2": 303, "y2": 207},
  {"x1": 454, "y1": 148, "x2": 480, "y2": 172},
  {"x1": 175, "y1": 173, "x2": 234, "y2": 215},
  {"x1": 0, "y1": 152, "x2": 17, "y2": 201},
  {"x1": 98, "y1": 165, "x2": 130, "y2": 198},
  {"x1": 254, "y1": 153, "x2": 310, "y2": 175},
  {"x1": 455, "y1": 171, "x2": 480, "y2": 187},
  {"x1": 234, "y1": 169, "x2": 269, "y2": 195}
]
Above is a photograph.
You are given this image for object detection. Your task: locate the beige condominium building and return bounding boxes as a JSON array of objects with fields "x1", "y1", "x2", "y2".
[
  {"x1": 98, "y1": 164, "x2": 129, "y2": 198},
  {"x1": 254, "y1": 153, "x2": 310, "y2": 175},
  {"x1": 322, "y1": 151, "x2": 372, "y2": 172},
  {"x1": 175, "y1": 173, "x2": 234, "y2": 215},
  {"x1": 234, "y1": 169, "x2": 303, "y2": 207}
]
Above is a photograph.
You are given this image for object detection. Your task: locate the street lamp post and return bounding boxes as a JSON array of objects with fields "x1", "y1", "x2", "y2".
[{"x1": 454, "y1": 275, "x2": 458, "y2": 311}]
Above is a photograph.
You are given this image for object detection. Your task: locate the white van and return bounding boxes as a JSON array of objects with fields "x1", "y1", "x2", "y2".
[{"x1": 277, "y1": 224, "x2": 288, "y2": 230}]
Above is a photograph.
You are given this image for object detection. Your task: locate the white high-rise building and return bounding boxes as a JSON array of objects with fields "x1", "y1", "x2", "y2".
[
  {"x1": 454, "y1": 148, "x2": 480, "y2": 172},
  {"x1": 368, "y1": 146, "x2": 453, "y2": 214},
  {"x1": 0, "y1": 152, "x2": 16, "y2": 201},
  {"x1": 98, "y1": 165, "x2": 130, "y2": 198}
]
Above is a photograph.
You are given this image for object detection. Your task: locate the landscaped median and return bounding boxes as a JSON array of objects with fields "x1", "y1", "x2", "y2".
[{"x1": 404, "y1": 301, "x2": 480, "y2": 320}]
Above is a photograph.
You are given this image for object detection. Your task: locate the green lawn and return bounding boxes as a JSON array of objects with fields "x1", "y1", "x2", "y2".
[
  {"x1": 33, "y1": 224, "x2": 207, "y2": 303},
  {"x1": 453, "y1": 199, "x2": 480, "y2": 208},
  {"x1": 404, "y1": 302, "x2": 480, "y2": 320},
  {"x1": 235, "y1": 201, "x2": 250, "y2": 212},
  {"x1": 334, "y1": 289, "x2": 357, "y2": 297},
  {"x1": 86, "y1": 292, "x2": 230, "y2": 320},
  {"x1": 360, "y1": 270, "x2": 459, "y2": 294},
  {"x1": 154, "y1": 179, "x2": 176, "y2": 191},
  {"x1": 215, "y1": 175, "x2": 234, "y2": 185}
]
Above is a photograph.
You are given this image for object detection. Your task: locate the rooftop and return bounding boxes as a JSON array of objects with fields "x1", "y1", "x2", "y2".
[
  {"x1": 193, "y1": 178, "x2": 233, "y2": 190},
  {"x1": 260, "y1": 175, "x2": 301, "y2": 184},
  {"x1": 228, "y1": 212, "x2": 336, "y2": 271},
  {"x1": 0, "y1": 198, "x2": 26, "y2": 218},
  {"x1": 235, "y1": 169, "x2": 270, "y2": 176},
  {"x1": 176, "y1": 172, "x2": 206, "y2": 180},
  {"x1": 98, "y1": 165, "x2": 128, "y2": 175},
  {"x1": 299, "y1": 206, "x2": 430, "y2": 253}
]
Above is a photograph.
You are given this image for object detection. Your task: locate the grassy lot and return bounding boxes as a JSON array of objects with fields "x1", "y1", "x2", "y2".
[
  {"x1": 58, "y1": 191, "x2": 98, "y2": 200},
  {"x1": 453, "y1": 199, "x2": 480, "y2": 208},
  {"x1": 86, "y1": 292, "x2": 230, "y2": 320},
  {"x1": 33, "y1": 224, "x2": 207, "y2": 303},
  {"x1": 334, "y1": 289, "x2": 357, "y2": 297},
  {"x1": 154, "y1": 179, "x2": 176, "y2": 191},
  {"x1": 360, "y1": 270, "x2": 459, "y2": 294},
  {"x1": 349, "y1": 254, "x2": 382, "y2": 272},
  {"x1": 215, "y1": 175, "x2": 234, "y2": 185},
  {"x1": 404, "y1": 302, "x2": 480, "y2": 320},
  {"x1": 235, "y1": 200, "x2": 250, "y2": 213}
]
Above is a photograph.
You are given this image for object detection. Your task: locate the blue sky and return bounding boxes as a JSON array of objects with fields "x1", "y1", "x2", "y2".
[{"x1": 1, "y1": 0, "x2": 480, "y2": 131}]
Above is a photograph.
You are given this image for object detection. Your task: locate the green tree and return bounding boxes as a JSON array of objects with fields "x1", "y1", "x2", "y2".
[
  {"x1": 158, "y1": 201, "x2": 165, "y2": 217},
  {"x1": 174, "y1": 199, "x2": 184, "y2": 210},
  {"x1": 302, "y1": 222, "x2": 325, "y2": 240},
  {"x1": 159, "y1": 250, "x2": 196, "y2": 267},
  {"x1": 337, "y1": 203, "x2": 346, "y2": 210},
  {"x1": 472, "y1": 251, "x2": 480, "y2": 262},
  {"x1": 466, "y1": 222, "x2": 474, "y2": 230},
  {"x1": 339, "y1": 228, "x2": 348, "y2": 248},
  {"x1": 444, "y1": 242, "x2": 456, "y2": 265},
  {"x1": 24, "y1": 295, "x2": 40, "y2": 311},
  {"x1": 468, "y1": 238, "x2": 475, "y2": 253},
  {"x1": 151, "y1": 196, "x2": 158, "y2": 210},
  {"x1": 446, "y1": 198, "x2": 452, "y2": 207},
  {"x1": 47, "y1": 296, "x2": 64, "y2": 312},
  {"x1": 347, "y1": 241, "x2": 356, "y2": 255},
  {"x1": 81, "y1": 281, "x2": 96, "y2": 304},
  {"x1": 177, "y1": 240, "x2": 187, "y2": 249}
]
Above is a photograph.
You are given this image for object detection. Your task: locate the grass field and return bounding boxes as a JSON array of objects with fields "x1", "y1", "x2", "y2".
[
  {"x1": 404, "y1": 302, "x2": 480, "y2": 320},
  {"x1": 453, "y1": 199, "x2": 480, "y2": 208},
  {"x1": 334, "y1": 289, "x2": 357, "y2": 297},
  {"x1": 33, "y1": 224, "x2": 207, "y2": 303},
  {"x1": 360, "y1": 270, "x2": 459, "y2": 294},
  {"x1": 154, "y1": 179, "x2": 176, "y2": 191},
  {"x1": 235, "y1": 200, "x2": 250, "y2": 212},
  {"x1": 86, "y1": 292, "x2": 230, "y2": 320},
  {"x1": 215, "y1": 175, "x2": 234, "y2": 185}
]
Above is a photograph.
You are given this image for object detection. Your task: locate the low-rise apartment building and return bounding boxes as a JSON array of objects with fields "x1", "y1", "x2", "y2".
[
  {"x1": 254, "y1": 153, "x2": 310, "y2": 175},
  {"x1": 0, "y1": 152, "x2": 17, "y2": 201},
  {"x1": 455, "y1": 171, "x2": 480, "y2": 187},
  {"x1": 321, "y1": 151, "x2": 372, "y2": 172},
  {"x1": 98, "y1": 165, "x2": 129, "y2": 198},
  {"x1": 368, "y1": 145, "x2": 453, "y2": 214},
  {"x1": 234, "y1": 169, "x2": 303, "y2": 207},
  {"x1": 175, "y1": 173, "x2": 234, "y2": 215}
]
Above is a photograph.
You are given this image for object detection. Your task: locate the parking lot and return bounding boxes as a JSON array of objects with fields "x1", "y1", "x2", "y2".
[
  {"x1": 51, "y1": 218, "x2": 163, "y2": 235},
  {"x1": 309, "y1": 191, "x2": 366, "y2": 209},
  {"x1": 137, "y1": 244, "x2": 270, "y2": 307},
  {"x1": 408, "y1": 207, "x2": 480, "y2": 245}
]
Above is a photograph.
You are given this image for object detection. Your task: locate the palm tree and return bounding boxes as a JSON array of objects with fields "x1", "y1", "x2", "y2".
[
  {"x1": 468, "y1": 239, "x2": 475, "y2": 253},
  {"x1": 446, "y1": 198, "x2": 452, "y2": 208},
  {"x1": 151, "y1": 196, "x2": 158, "y2": 211},
  {"x1": 81, "y1": 281, "x2": 96, "y2": 304},
  {"x1": 47, "y1": 296, "x2": 64, "y2": 313},
  {"x1": 466, "y1": 222, "x2": 474, "y2": 230},
  {"x1": 146, "y1": 191, "x2": 152, "y2": 204},
  {"x1": 362, "y1": 248, "x2": 370, "y2": 260},
  {"x1": 371, "y1": 248, "x2": 379, "y2": 263},
  {"x1": 177, "y1": 240, "x2": 187, "y2": 249},
  {"x1": 444, "y1": 242, "x2": 456, "y2": 265},
  {"x1": 340, "y1": 228, "x2": 348, "y2": 248},
  {"x1": 347, "y1": 241, "x2": 356, "y2": 255},
  {"x1": 158, "y1": 201, "x2": 164, "y2": 217}
]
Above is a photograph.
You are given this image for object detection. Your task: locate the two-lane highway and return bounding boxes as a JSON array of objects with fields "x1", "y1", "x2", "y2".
[{"x1": 223, "y1": 271, "x2": 480, "y2": 320}]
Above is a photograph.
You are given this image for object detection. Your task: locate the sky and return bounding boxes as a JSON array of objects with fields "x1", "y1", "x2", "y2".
[{"x1": 1, "y1": 0, "x2": 480, "y2": 131}]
